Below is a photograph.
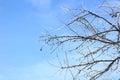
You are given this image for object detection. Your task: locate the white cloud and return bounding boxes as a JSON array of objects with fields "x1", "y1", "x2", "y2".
[{"x1": 28, "y1": 0, "x2": 52, "y2": 10}]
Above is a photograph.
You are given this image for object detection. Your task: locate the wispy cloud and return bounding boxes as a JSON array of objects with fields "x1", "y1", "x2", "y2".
[
  {"x1": 104, "y1": 0, "x2": 120, "y2": 8},
  {"x1": 1, "y1": 61, "x2": 64, "y2": 80},
  {"x1": 0, "y1": 75, "x2": 5, "y2": 80},
  {"x1": 27, "y1": 0, "x2": 52, "y2": 10}
]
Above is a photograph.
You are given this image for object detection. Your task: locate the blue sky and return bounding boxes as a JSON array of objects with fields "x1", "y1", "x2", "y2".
[{"x1": 0, "y1": 0, "x2": 104, "y2": 80}]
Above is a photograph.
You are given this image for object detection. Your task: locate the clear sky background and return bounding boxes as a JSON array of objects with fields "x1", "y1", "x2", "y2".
[{"x1": 0, "y1": 0, "x2": 103, "y2": 80}]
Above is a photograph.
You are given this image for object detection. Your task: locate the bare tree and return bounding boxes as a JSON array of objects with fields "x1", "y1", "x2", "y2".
[{"x1": 40, "y1": 0, "x2": 120, "y2": 80}]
